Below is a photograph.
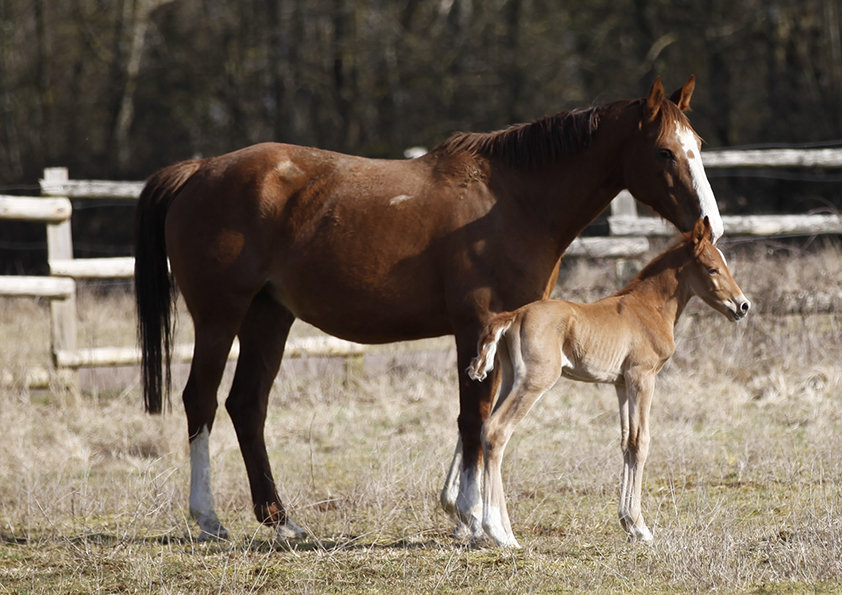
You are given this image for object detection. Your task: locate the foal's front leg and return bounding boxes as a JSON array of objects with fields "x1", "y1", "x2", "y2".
[{"x1": 615, "y1": 374, "x2": 655, "y2": 541}]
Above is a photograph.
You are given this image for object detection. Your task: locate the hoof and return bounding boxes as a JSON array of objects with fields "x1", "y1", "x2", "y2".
[
  {"x1": 627, "y1": 525, "x2": 654, "y2": 543},
  {"x1": 481, "y1": 523, "x2": 521, "y2": 549},
  {"x1": 450, "y1": 521, "x2": 473, "y2": 542},
  {"x1": 276, "y1": 519, "x2": 306, "y2": 540},
  {"x1": 195, "y1": 526, "x2": 229, "y2": 542}
]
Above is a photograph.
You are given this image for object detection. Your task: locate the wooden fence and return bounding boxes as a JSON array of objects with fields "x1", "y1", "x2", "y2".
[{"x1": 2, "y1": 147, "x2": 841, "y2": 385}]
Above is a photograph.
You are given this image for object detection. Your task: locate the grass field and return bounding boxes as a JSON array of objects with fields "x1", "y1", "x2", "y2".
[{"x1": 1, "y1": 240, "x2": 841, "y2": 593}]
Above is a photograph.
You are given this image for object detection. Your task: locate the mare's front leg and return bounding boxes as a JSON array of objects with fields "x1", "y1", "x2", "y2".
[
  {"x1": 225, "y1": 291, "x2": 305, "y2": 540},
  {"x1": 443, "y1": 334, "x2": 500, "y2": 541},
  {"x1": 615, "y1": 373, "x2": 655, "y2": 541}
]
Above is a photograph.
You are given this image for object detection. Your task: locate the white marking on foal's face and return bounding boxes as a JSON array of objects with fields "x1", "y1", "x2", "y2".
[
  {"x1": 716, "y1": 247, "x2": 727, "y2": 267},
  {"x1": 389, "y1": 194, "x2": 413, "y2": 206},
  {"x1": 676, "y1": 123, "x2": 724, "y2": 242}
]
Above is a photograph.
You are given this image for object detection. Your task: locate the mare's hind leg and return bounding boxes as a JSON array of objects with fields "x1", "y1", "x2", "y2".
[
  {"x1": 224, "y1": 289, "x2": 304, "y2": 540},
  {"x1": 441, "y1": 352, "x2": 510, "y2": 532},
  {"x1": 184, "y1": 320, "x2": 242, "y2": 541}
]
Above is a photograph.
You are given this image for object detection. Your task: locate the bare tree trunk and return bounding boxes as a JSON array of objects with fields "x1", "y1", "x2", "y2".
[
  {"x1": 113, "y1": 0, "x2": 168, "y2": 171},
  {"x1": 34, "y1": 0, "x2": 52, "y2": 164},
  {"x1": 825, "y1": 0, "x2": 842, "y2": 130},
  {"x1": 332, "y1": 0, "x2": 360, "y2": 150},
  {"x1": 0, "y1": 0, "x2": 23, "y2": 178}
]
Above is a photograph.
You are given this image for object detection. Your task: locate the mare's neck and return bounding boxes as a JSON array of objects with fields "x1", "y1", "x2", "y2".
[{"x1": 499, "y1": 101, "x2": 641, "y2": 257}]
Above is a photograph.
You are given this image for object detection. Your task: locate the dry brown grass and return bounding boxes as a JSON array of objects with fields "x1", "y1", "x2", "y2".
[{"x1": 1, "y1": 240, "x2": 841, "y2": 593}]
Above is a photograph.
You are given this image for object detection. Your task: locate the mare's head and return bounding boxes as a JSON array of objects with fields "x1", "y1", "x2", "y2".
[
  {"x1": 683, "y1": 217, "x2": 750, "y2": 321},
  {"x1": 621, "y1": 76, "x2": 724, "y2": 242}
]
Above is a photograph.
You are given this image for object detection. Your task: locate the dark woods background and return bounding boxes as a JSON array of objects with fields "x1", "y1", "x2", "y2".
[{"x1": 2, "y1": 0, "x2": 842, "y2": 273}]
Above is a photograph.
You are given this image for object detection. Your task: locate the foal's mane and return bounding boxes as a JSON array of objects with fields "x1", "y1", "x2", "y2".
[
  {"x1": 433, "y1": 106, "x2": 603, "y2": 170},
  {"x1": 615, "y1": 232, "x2": 696, "y2": 297}
]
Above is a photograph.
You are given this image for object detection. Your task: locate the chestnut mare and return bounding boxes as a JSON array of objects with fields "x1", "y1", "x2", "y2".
[
  {"x1": 468, "y1": 217, "x2": 750, "y2": 547},
  {"x1": 134, "y1": 76, "x2": 724, "y2": 542}
]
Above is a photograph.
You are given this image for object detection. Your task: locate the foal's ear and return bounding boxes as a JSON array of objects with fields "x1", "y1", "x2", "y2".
[
  {"x1": 669, "y1": 75, "x2": 696, "y2": 112},
  {"x1": 645, "y1": 76, "x2": 665, "y2": 122},
  {"x1": 692, "y1": 216, "x2": 711, "y2": 252}
]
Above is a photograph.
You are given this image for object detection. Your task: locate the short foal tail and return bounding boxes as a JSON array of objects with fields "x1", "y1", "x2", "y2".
[
  {"x1": 467, "y1": 312, "x2": 517, "y2": 381},
  {"x1": 134, "y1": 159, "x2": 202, "y2": 414}
]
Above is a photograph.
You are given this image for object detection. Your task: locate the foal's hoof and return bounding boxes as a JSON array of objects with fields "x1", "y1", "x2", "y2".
[
  {"x1": 483, "y1": 528, "x2": 522, "y2": 549},
  {"x1": 450, "y1": 521, "x2": 473, "y2": 542},
  {"x1": 627, "y1": 525, "x2": 654, "y2": 543},
  {"x1": 275, "y1": 519, "x2": 306, "y2": 541}
]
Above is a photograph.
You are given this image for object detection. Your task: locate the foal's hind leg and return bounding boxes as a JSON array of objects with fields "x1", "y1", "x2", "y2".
[
  {"x1": 482, "y1": 344, "x2": 556, "y2": 548},
  {"x1": 224, "y1": 290, "x2": 304, "y2": 540}
]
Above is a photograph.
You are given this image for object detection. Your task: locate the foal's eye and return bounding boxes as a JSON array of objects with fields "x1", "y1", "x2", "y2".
[
  {"x1": 657, "y1": 148, "x2": 675, "y2": 161},
  {"x1": 707, "y1": 267, "x2": 719, "y2": 275}
]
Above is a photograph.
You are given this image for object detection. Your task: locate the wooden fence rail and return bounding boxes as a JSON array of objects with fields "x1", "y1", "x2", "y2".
[{"x1": 1, "y1": 146, "x2": 841, "y2": 386}]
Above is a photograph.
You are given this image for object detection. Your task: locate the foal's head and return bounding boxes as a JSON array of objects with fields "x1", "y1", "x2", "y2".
[
  {"x1": 621, "y1": 76, "x2": 724, "y2": 242},
  {"x1": 683, "y1": 217, "x2": 750, "y2": 321}
]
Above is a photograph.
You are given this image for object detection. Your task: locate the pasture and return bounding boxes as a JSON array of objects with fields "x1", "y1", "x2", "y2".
[{"x1": 1, "y1": 240, "x2": 841, "y2": 593}]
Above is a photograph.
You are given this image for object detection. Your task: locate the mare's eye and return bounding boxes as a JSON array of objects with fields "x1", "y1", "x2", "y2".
[
  {"x1": 708, "y1": 267, "x2": 719, "y2": 275},
  {"x1": 657, "y1": 148, "x2": 675, "y2": 161}
]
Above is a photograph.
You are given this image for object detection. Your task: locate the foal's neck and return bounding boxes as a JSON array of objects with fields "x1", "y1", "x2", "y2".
[{"x1": 617, "y1": 246, "x2": 694, "y2": 330}]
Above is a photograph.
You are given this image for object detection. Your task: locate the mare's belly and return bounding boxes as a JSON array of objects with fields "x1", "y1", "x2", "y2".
[{"x1": 268, "y1": 274, "x2": 452, "y2": 344}]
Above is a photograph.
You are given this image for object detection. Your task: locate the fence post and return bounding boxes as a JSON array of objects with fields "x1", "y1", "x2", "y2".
[
  {"x1": 42, "y1": 167, "x2": 78, "y2": 368},
  {"x1": 610, "y1": 190, "x2": 637, "y2": 219},
  {"x1": 610, "y1": 191, "x2": 644, "y2": 282}
]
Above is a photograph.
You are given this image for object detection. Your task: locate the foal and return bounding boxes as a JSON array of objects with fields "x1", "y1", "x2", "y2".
[{"x1": 467, "y1": 217, "x2": 749, "y2": 547}]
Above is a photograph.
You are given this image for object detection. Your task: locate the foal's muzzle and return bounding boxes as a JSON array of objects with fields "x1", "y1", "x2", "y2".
[{"x1": 729, "y1": 296, "x2": 751, "y2": 321}]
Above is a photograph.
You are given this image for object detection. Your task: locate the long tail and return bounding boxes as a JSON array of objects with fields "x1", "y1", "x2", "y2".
[
  {"x1": 467, "y1": 312, "x2": 517, "y2": 381},
  {"x1": 134, "y1": 159, "x2": 202, "y2": 414}
]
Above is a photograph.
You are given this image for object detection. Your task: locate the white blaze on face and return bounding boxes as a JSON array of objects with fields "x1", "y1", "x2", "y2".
[{"x1": 676, "y1": 123, "x2": 724, "y2": 242}]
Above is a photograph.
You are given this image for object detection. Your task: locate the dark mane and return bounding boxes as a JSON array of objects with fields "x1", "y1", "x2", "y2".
[{"x1": 433, "y1": 106, "x2": 602, "y2": 169}]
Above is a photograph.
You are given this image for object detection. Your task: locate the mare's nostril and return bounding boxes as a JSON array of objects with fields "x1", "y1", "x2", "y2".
[{"x1": 740, "y1": 300, "x2": 751, "y2": 313}]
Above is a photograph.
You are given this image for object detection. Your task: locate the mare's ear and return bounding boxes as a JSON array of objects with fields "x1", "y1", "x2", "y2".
[
  {"x1": 645, "y1": 76, "x2": 665, "y2": 122},
  {"x1": 669, "y1": 75, "x2": 696, "y2": 111},
  {"x1": 691, "y1": 216, "x2": 710, "y2": 254}
]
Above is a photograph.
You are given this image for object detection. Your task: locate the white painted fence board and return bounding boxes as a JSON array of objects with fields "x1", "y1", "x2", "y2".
[
  {"x1": 54, "y1": 335, "x2": 430, "y2": 368},
  {"x1": 50, "y1": 257, "x2": 135, "y2": 278},
  {"x1": 702, "y1": 148, "x2": 842, "y2": 168},
  {"x1": 40, "y1": 179, "x2": 144, "y2": 198},
  {"x1": 721, "y1": 214, "x2": 842, "y2": 235},
  {"x1": 609, "y1": 213, "x2": 842, "y2": 237},
  {"x1": 567, "y1": 236, "x2": 650, "y2": 257},
  {"x1": 0, "y1": 195, "x2": 72, "y2": 222},
  {"x1": 0, "y1": 276, "x2": 75, "y2": 299}
]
